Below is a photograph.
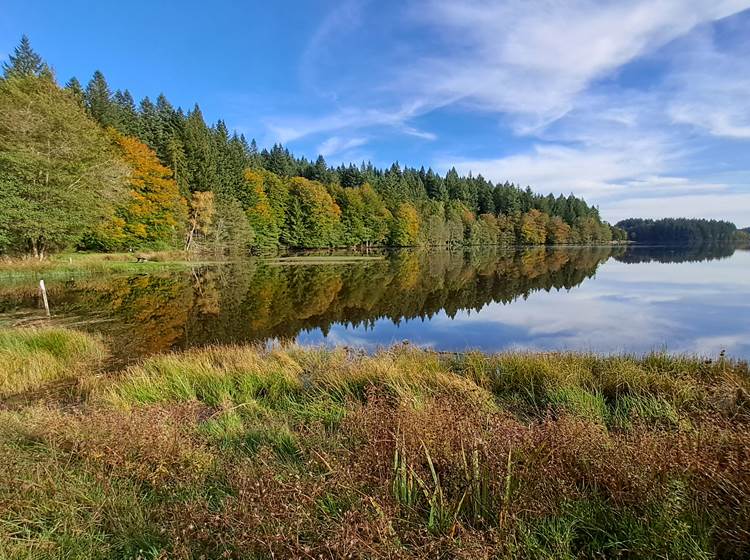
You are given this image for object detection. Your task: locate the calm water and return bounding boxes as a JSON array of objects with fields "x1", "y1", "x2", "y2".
[{"x1": 1, "y1": 245, "x2": 749, "y2": 362}]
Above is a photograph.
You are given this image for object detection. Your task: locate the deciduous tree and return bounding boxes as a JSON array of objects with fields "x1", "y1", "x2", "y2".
[{"x1": 0, "y1": 72, "x2": 126, "y2": 257}]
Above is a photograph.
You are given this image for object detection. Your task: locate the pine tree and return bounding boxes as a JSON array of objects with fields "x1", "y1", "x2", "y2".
[
  {"x1": 166, "y1": 136, "x2": 189, "y2": 197},
  {"x1": 248, "y1": 138, "x2": 262, "y2": 168},
  {"x1": 212, "y1": 120, "x2": 234, "y2": 196},
  {"x1": 2, "y1": 35, "x2": 48, "y2": 78},
  {"x1": 263, "y1": 144, "x2": 296, "y2": 177},
  {"x1": 85, "y1": 70, "x2": 116, "y2": 127},
  {"x1": 154, "y1": 94, "x2": 182, "y2": 161},
  {"x1": 310, "y1": 155, "x2": 330, "y2": 183},
  {"x1": 112, "y1": 89, "x2": 138, "y2": 135},
  {"x1": 182, "y1": 105, "x2": 217, "y2": 192},
  {"x1": 64, "y1": 77, "x2": 86, "y2": 107},
  {"x1": 137, "y1": 96, "x2": 159, "y2": 149}
]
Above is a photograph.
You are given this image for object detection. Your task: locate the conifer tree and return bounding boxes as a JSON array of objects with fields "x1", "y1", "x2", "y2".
[
  {"x1": 2, "y1": 35, "x2": 48, "y2": 78},
  {"x1": 85, "y1": 70, "x2": 116, "y2": 127},
  {"x1": 137, "y1": 96, "x2": 159, "y2": 148},
  {"x1": 112, "y1": 89, "x2": 139, "y2": 135},
  {"x1": 183, "y1": 105, "x2": 217, "y2": 192},
  {"x1": 154, "y1": 94, "x2": 182, "y2": 161},
  {"x1": 64, "y1": 77, "x2": 85, "y2": 107}
]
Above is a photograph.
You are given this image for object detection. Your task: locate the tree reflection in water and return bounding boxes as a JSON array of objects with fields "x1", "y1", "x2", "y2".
[{"x1": 0, "y1": 244, "x2": 741, "y2": 363}]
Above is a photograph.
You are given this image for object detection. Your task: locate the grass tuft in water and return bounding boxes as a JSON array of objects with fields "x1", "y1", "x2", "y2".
[{"x1": 0, "y1": 328, "x2": 106, "y2": 398}]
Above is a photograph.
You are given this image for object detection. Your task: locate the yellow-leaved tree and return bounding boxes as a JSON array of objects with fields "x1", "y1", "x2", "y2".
[{"x1": 87, "y1": 132, "x2": 188, "y2": 250}]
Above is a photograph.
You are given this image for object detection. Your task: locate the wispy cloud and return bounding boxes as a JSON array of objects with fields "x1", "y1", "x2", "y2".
[
  {"x1": 666, "y1": 26, "x2": 750, "y2": 138},
  {"x1": 317, "y1": 136, "x2": 368, "y2": 157},
  {"x1": 405, "y1": 0, "x2": 748, "y2": 128},
  {"x1": 264, "y1": 102, "x2": 429, "y2": 144}
]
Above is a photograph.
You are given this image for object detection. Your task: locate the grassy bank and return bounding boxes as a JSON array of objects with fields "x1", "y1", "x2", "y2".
[
  {"x1": 0, "y1": 251, "x2": 225, "y2": 278},
  {"x1": 0, "y1": 328, "x2": 748, "y2": 559},
  {"x1": 0, "y1": 251, "x2": 387, "y2": 278}
]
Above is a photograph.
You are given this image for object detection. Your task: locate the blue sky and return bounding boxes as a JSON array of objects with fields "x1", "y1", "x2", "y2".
[{"x1": 2, "y1": 0, "x2": 749, "y2": 225}]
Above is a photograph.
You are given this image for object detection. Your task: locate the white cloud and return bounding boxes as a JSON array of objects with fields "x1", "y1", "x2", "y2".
[
  {"x1": 264, "y1": 102, "x2": 431, "y2": 144},
  {"x1": 444, "y1": 143, "x2": 749, "y2": 224},
  {"x1": 290, "y1": 1, "x2": 750, "y2": 139},
  {"x1": 442, "y1": 143, "x2": 659, "y2": 198},
  {"x1": 415, "y1": 3, "x2": 750, "y2": 225},
  {"x1": 666, "y1": 27, "x2": 750, "y2": 138},
  {"x1": 407, "y1": 0, "x2": 750, "y2": 129},
  {"x1": 317, "y1": 136, "x2": 368, "y2": 157}
]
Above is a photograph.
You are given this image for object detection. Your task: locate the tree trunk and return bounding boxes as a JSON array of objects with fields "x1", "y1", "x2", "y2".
[{"x1": 185, "y1": 222, "x2": 197, "y2": 252}]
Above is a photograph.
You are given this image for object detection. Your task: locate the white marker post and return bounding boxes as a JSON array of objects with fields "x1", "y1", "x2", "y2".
[{"x1": 39, "y1": 279, "x2": 50, "y2": 317}]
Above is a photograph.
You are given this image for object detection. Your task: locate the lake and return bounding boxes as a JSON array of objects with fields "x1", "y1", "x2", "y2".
[{"x1": 1, "y1": 244, "x2": 748, "y2": 362}]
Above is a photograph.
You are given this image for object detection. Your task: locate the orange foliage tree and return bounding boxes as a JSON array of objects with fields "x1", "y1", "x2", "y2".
[{"x1": 89, "y1": 132, "x2": 187, "y2": 250}]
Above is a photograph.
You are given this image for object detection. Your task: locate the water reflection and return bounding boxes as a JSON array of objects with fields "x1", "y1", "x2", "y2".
[
  {"x1": 612, "y1": 243, "x2": 737, "y2": 263},
  {"x1": 1, "y1": 245, "x2": 748, "y2": 361}
]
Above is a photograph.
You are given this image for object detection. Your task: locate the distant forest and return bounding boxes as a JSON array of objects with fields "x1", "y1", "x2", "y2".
[
  {"x1": 2, "y1": 36, "x2": 626, "y2": 258},
  {"x1": 616, "y1": 218, "x2": 748, "y2": 245}
]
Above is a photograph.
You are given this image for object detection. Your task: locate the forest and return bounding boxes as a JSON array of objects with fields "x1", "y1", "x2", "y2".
[
  {"x1": 616, "y1": 218, "x2": 746, "y2": 245},
  {"x1": 0, "y1": 37, "x2": 623, "y2": 259}
]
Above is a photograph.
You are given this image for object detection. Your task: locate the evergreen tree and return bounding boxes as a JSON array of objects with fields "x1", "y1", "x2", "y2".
[
  {"x1": 154, "y1": 94, "x2": 182, "y2": 160},
  {"x1": 213, "y1": 120, "x2": 247, "y2": 198},
  {"x1": 263, "y1": 144, "x2": 296, "y2": 177},
  {"x1": 137, "y1": 96, "x2": 159, "y2": 148},
  {"x1": 112, "y1": 89, "x2": 139, "y2": 135},
  {"x1": 2, "y1": 35, "x2": 48, "y2": 78},
  {"x1": 64, "y1": 77, "x2": 85, "y2": 107},
  {"x1": 182, "y1": 105, "x2": 217, "y2": 192},
  {"x1": 85, "y1": 70, "x2": 116, "y2": 127},
  {"x1": 0, "y1": 37, "x2": 622, "y2": 255}
]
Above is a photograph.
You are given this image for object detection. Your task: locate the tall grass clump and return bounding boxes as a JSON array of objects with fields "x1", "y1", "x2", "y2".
[{"x1": 0, "y1": 327, "x2": 106, "y2": 397}]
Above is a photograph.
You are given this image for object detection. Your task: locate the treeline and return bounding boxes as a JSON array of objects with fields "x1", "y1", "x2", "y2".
[
  {"x1": 612, "y1": 245, "x2": 737, "y2": 264},
  {"x1": 616, "y1": 218, "x2": 743, "y2": 245},
  {"x1": 0, "y1": 37, "x2": 620, "y2": 258}
]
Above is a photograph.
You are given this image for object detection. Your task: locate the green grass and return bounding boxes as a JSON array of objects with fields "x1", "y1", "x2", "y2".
[
  {"x1": 0, "y1": 251, "x2": 227, "y2": 278},
  {"x1": 1, "y1": 327, "x2": 748, "y2": 559},
  {"x1": 0, "y1": 327, "x2": 106, "y2": 397},
  {"x1": 0, "y1": 410, "x2": 165, "y2": 559},
  {"x1": 517, "y1": 491, "x2": 713, "y2": 560}
]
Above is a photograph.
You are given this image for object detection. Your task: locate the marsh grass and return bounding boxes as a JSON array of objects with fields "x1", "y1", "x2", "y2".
[
  {"x1": 0, "y1": 327, "x2": 106, "y2": 398},
  {"x1": 1, "y1": 327, "x2": 749, "y2": 559}
]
